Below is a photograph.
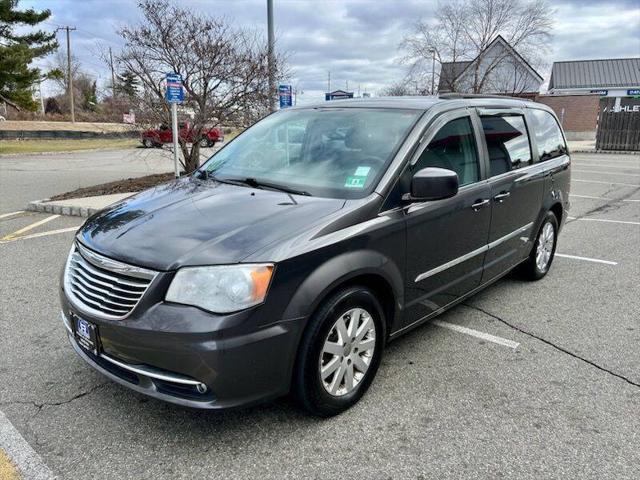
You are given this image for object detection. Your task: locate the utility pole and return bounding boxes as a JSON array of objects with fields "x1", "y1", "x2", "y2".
[
  {"x1": 38, "y1": 81, "x2": 45, "y2": 116},
  {"x1": 109, "y1": 47, "x2": 116, "y2": 100},
  {"x1": 430, "y1": 49, "x2": 436, "y2": 95},
  {"x1": 267, "y1": 0, "x2": 276, "y2": 112},
  {"x1": 57, "y1": 26, "x2": 77, "y2": 122},
  {"x1": 327, "y1": 71, "x2": 331, "y2": 93}
]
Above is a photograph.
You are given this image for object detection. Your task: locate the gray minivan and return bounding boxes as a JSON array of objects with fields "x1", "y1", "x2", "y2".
[{"x1": 60, "y1": 95, "x2": 570, "y2": 416}]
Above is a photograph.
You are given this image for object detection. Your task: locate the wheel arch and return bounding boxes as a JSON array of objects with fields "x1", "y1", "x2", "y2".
[{"x1": 282, "y1": 249, "x2": 404, "y2": 340}]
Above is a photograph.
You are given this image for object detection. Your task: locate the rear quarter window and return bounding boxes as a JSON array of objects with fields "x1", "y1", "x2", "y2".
[{"x1": 529, "y1": 109, "x2": 567, "y2": 162}]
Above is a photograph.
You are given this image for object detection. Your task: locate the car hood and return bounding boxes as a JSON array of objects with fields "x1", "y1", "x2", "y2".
[{"x1": 77, "y1": 177, "x2": 345, "y2": 270}]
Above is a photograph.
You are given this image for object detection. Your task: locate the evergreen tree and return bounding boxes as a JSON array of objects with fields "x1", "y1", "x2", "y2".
[
  {"x1": 116, "y1": 70, "x2": 140, "y2": 97},
  {"x1": 0, "y1": 0, "x2": 59, "y2": 110}
]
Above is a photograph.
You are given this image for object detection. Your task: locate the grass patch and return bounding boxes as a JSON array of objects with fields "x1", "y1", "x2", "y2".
[{"x1": 0, "y1": 138, "x2": 138, "y2": 155}]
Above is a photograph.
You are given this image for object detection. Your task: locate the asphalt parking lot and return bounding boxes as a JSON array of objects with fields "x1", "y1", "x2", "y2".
[{"x1": 0, "y1": 151, "x2": 638, "y2": 479}]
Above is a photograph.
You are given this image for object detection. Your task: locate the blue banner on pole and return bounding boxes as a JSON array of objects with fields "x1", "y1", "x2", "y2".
[
  {"x1": 279, "y1": 84, "x2": 292, "y2": 108},
  {"x1": 166, "y1": 73, "x2": 184, "y2": 103}
]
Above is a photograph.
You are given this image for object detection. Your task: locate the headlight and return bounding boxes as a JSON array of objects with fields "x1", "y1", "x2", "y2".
[{"x1": 165, "y1": 264, "x2": 274, "y2": 313}]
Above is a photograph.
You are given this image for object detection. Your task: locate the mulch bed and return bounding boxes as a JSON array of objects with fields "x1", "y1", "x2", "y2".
[{"x1": 49, "y1": 172, "x2": 176, "y2": 201}]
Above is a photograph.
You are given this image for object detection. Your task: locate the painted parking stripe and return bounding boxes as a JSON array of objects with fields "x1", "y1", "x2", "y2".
[
  {"x1": 0, "y1": 215, "x2": 60, "y2": 241},
  {"x1": 0, "y1": 226, "x2": 79, "y2": 244},
  {"x1": 567, "y1": 216, "x2": 640, "y2": 226},
  {"x1": 571, "y1": 163, "x2": 640, "y2": 170},
  {"x1": 0, "y1": 211, "x2": 25, "y2": 220},
  {"x1": 572, "y1": 179, "x2": 640, "y2": 187},
  {"x1": 572, "y1": 169, "x2": 640, "y2": 177},
  {"x1": 555, "y1": 253, "x2": 618, "y2": 265},
  {"x1": 432, "y1": 319, "x2": 520, "y2": 349},
  {"x1": 570, "y1": 194, "x2": 640, "y2": 203},
  {"x1": 0, "y1": 409, "x2": 55, "y2": 480}
]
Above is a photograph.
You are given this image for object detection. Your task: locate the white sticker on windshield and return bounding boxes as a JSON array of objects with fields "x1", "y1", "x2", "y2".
[{"x1": 354, "y1": 166, "x2": 371, "y2": 177}]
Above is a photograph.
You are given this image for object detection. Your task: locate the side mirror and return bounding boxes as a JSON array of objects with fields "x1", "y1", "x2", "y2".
[{"x1": 406, "y1": 167, "x2": 458, "y2": 202}]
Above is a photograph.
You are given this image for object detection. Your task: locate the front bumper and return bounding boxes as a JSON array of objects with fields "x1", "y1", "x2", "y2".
[{"x1": 60, "y1": 298, "x2": 305, "y2": 409}]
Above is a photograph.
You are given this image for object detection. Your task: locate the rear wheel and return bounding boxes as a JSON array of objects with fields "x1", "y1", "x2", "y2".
[
  {"x1": 142, "y1": 138, "x2": 154, "y2": 148},
  {"x1": 199, "y1": 137, "x2": 215, "y2": 148},
  {"x1": 518, "y1": 211, "x2": 558, "y2": 280},
  {"x1": 293, "y1": 286, "x2": 385, "y2": 417}
]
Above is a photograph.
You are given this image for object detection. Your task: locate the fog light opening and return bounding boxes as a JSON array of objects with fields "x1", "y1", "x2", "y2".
[{"x1": 196, "y1": 383, "x2": 208, "y2": 394}]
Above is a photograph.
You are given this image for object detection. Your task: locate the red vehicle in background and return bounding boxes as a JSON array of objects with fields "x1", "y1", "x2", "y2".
[{"x1": 141, "y1": 122, "x2": 224, "y2": 148}]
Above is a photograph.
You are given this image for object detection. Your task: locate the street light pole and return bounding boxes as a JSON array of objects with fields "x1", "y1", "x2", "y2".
[{"x1": 267, "y1": 0, "x2": 276, "y2": 112}]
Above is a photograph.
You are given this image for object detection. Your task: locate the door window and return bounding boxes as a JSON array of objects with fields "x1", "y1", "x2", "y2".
[
  {"x1": 480, "y1": 115, "x2": 532, "y2": 176},
  {"x1": 413, "y1": 117, "x2": 479, "y2": 186},
  {"x1": 528, "y1": 109, "x2": 567, "y2": 161}
]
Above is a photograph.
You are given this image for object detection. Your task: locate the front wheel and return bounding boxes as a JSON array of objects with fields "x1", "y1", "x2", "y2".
[
  {"x1": 199, "y1": 137, "x2": 214, "y2": 148},
  {"x1": 292, "y1": 286, "x2": 385, "y2": 417},
  {"x1": 518, "y1": 211, "x2": 558, "y2": 280}
]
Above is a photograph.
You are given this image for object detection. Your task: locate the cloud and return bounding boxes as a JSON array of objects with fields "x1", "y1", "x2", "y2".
[{"x1": 24, "y1": 0, "x2": 640, "y2": 101}]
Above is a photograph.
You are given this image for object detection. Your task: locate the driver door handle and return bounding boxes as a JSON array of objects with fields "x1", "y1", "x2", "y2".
[
  {"x1": 471, "y1": 199, "x2": 490, "y2": 211},
  {"x1": 494, "y1": 191, "x2": 511, "y2": 202}
]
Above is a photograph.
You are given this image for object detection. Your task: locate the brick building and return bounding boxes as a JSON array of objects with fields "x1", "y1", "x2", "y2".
[{"x1": 537, "y1": 58, "x2": 640, "y2": 140}]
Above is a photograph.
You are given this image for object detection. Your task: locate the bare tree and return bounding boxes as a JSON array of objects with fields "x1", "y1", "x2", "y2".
[
  {"x1": 380, "y1": 81, "x2": 413, "y2": 97},
  {"x1": 400, "y1": 0, "x2": 553, "y2": 94},
  {"x1": 116, "y1": 0, "x2": 287, "y2": 173}
]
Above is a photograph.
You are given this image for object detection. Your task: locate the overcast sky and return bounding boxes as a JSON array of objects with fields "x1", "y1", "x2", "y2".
[{"x1": 26, "y1": 0, "x2": 640, "y2": 103}]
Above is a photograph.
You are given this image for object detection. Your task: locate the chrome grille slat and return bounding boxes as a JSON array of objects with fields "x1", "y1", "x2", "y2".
[
  {"x1": 71, "y1": 274, "x2": 139, "y2": 303},
  {"x1": 70, "y1": 279, "x2": 137, "y2": 308},
  {"x1": 64, "y1": 243, "x2": 158, "y2": 320},
  {"x1": 70, "y1": 265, "x2": 143, "y2": 296},
  {"x1": 70, "y1": 257, "x2": 148, "y2": 288},
  {"x1": 70, "y1": 286, "x2": 130, "y2": 314}
]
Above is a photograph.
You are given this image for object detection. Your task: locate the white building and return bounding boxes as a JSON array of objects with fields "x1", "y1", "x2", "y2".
[{"x1": 438, "y1": 35, "x2": 543, "y2": 96}]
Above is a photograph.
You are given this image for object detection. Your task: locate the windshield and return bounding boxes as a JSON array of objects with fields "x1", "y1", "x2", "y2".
[{"x1": 200, "y1": 108, "x2": 421, "y2": 198}]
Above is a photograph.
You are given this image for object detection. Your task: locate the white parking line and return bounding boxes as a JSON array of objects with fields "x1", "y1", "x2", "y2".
[
  {"x1": 0, "y1": 409, "x2": 55, "y2": 480},
  {"x1": 571, "y1": 163, "x2": 640, "y2": 170},
  {"x1": 572, "y1": 169, "x2": 640, "y2": 177},
  {"x1": 0, "y1": 210, "x2": 25, "y2": 219},
  {"x1": 570, "y1": 194, "x2": 640, "y2": 203},
  {"x1": 555, "y1": 253, "x2": 618, "y2": 265},
  {"x1": 432, "y1": 319, "x2": 520, "y2": 349},
  {"x1": 567, "y1": 216, "x2": 640, "y2": 226},
  {"x1": 572, "y1": 179, "x2": 640, "y2": 187},
  {"x1": 574, "y1": 156, "x2": 640, "y2": 162}
]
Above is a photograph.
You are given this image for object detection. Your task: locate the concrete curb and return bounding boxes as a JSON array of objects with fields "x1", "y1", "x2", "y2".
[
  {"x1": 27, "y1": 199, "x2": 99, "y2": 218},
  {"x1": 0, "y1": 410, "x2": 56, "y2": 480}
]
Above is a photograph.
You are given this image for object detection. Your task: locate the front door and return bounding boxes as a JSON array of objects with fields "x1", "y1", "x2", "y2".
[
  {"x1": 476, "y1": 109, "x2": 545, "y2": 282},
  {"x1": 401, "y1": 111, "x2": 492, "y2": 329}
]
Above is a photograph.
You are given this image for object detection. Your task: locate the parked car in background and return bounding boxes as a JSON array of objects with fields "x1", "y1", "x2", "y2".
[
  {"x1": 141, "y1": 122, "x2": 223, "y2": 148},
  {"x1": 61, "y1": 95, "x2": 570, "y2": 416}
]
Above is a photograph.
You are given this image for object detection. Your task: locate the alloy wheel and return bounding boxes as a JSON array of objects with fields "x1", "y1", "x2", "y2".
[
  {"x1": 536, "y1": 222, "x2": 555, "y2": 272},
  {"x1": 319, "y1": 308, "x2": 376, "y2": 397}
]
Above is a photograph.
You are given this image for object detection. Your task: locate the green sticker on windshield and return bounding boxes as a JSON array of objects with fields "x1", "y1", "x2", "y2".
[{"x1": 344, "y1": 176, "x2": 366, "y2": 188}]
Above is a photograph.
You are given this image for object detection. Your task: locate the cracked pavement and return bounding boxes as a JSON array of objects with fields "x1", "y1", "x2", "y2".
[{"x1": 1, "y1": 150, "x2": 639, "y2": 479}]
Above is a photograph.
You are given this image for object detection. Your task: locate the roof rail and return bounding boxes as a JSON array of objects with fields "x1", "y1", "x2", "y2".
[{"x1": 438, "y1": 93, "x2": 526, "y2": 100}]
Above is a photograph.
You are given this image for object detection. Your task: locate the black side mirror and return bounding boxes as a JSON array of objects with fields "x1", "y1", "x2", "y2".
[{"x1": 405, "y1": 167, "x2": 459, "y2": 202}]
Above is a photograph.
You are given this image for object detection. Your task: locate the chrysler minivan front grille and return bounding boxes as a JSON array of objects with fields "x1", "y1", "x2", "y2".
[{"x1": 64, "y1": 242, "x2": 157, "y2": 319}]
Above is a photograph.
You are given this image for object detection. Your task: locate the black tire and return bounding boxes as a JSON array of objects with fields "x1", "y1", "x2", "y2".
[
  {"x1": 142, "y1": 138, "x2": 154, "y2": 148},
  {"x1": 292, "y1": 286, "x2": 386, "y2": 417},
  {"x1": 517, "y1": 211, "x2": 559, "y2": 280}
]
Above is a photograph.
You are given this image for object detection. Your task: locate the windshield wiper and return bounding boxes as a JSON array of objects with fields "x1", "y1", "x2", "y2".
[{"x1": 223, "y1": 177, "x2": 312, "y2": 196}]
